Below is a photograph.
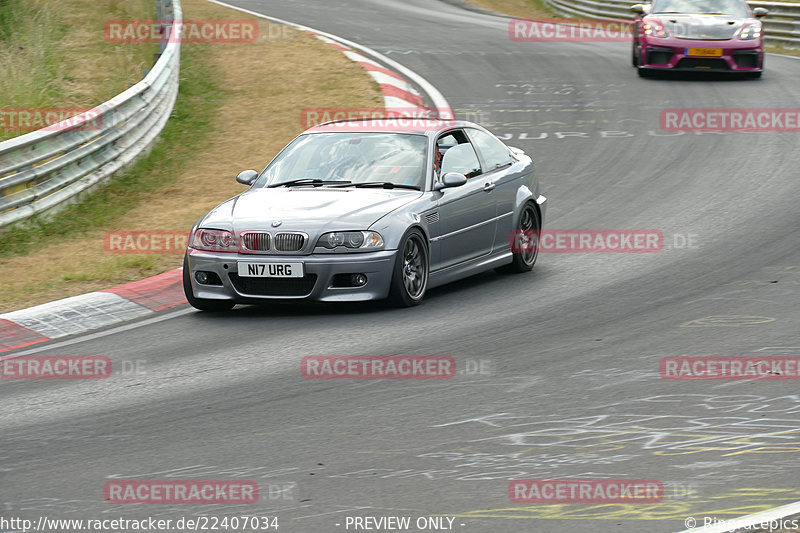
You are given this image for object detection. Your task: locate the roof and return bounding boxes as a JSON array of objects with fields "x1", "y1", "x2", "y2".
[{"x1": 306, "y1": 117, "x2": 479, "y2": 135}]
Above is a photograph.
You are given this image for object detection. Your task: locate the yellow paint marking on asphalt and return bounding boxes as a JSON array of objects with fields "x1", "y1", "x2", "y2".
[
  {"x1": 723, "y1": 445, "x2": 800, "y2": 456},
  {"x1": 449, "y1": 488, "x2": 800, "y2": 520}
]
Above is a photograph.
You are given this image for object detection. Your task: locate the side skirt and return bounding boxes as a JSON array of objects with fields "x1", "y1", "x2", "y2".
[{"x1": 428, "y1": 251, "x2": 513, "y2": 289}]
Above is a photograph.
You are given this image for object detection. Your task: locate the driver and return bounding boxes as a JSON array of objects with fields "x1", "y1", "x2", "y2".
[
  {"x1": 434, "y1": 145, "x2": 452, "y2": 180},
  {"x1": 434, "y1": 148, "x2": 444, "y2": 179}
]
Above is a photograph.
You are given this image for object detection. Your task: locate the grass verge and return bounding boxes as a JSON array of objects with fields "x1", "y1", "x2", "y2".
[
  {"x1": 765, "y1": 43, "x2": 800, "y2": 58},
  {"x1": 468, "y1": 0, "x2": 566, "y2": 19},
  {"x1": 0, "y1": 38, "x2": 220, "y2": 259},
  {"x1": 0, "y1": 0, "x2": 156, "y2": 141},
  {"x1": 0, "y1": 0, "x2": 383, "y2": 312}
]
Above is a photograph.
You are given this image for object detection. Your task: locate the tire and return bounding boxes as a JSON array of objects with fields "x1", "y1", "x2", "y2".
[
  {"x1": 502, "y1": 202, "x2": 541, "y2": 274},
  {"x1": 182, "y1": 254, "x2": 235, "y2": 312},
  {"x1": 387, "y1": 229, "x2": 429, "y2": 307}
]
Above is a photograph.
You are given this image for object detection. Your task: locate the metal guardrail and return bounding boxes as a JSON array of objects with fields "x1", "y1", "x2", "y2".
[
  {"x1": 0, "y1": 0, "x2": 182, "y2": 229},
  {"x1": 543, "y1": 0, "x2": 800, "y2": 47}
]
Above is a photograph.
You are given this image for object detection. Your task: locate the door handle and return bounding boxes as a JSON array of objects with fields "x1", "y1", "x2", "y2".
[{"x1": 483, "y1": 182, "x2": 495, "y2": 192}]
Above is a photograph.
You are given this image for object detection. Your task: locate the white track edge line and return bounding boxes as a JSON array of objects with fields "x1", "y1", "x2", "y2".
[
  {"x1": 675, "y1": 500, "x2": 800, "y2": 533},
  {"x1": 9, "y1": 307, "x2": 195, "y2": 356},
  {"x1": 204, "y1": 0, "x2": 451, "y2": 113}
]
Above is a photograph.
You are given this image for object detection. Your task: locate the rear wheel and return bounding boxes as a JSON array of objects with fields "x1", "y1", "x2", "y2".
[
  {"x1": 388, "y1": 229, "x2": 429, "y2": 307},
  {"x1": 183, "y1": 254, "x2": 235, "y2": 312}
]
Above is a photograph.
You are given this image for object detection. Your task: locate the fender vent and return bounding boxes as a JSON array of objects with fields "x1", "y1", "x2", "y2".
[{"x1": 425, "y1": 212, "x2": 440, "y2": 224}]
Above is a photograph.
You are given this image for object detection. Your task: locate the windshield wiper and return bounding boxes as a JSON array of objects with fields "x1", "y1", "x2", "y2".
[
  {"x1": 268, "y1": 178, "x2": 351, "y2": 188},
  {"x1": 329, "y1": 182, "x2": 420, "y2": 190}
]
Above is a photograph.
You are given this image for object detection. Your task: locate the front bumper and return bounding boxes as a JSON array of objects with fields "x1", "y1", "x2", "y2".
[
  {"x1": 640, "y1": 40, "x2": 763, "y2": 72},
  {"x1": 186, "y1": 249, "x2": 397, "y2": 303}
]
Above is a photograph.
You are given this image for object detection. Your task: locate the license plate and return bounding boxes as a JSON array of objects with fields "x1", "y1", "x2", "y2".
[
  {"x1": 686, "y1": 47, "x2": 723, "y2": 57},
  {"x1": 238, "y1": 262, "x2": 304, "y2": 278}
]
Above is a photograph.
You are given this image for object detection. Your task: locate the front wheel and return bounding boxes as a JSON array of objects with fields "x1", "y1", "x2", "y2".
[
  {"x1": 501, "y1": 202, "x2": 541, "y2": 273},
  {"x1": 183, "y1": 254, "x2": 235, "y2": 312},
  {"x1": 387, "y1": 230, "x2": 429, "y2": 307}
]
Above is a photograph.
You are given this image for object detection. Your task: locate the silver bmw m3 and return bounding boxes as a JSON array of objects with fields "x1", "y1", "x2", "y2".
[{"x1": 182, "y1": 118, "x2": 547, "y2": 310}]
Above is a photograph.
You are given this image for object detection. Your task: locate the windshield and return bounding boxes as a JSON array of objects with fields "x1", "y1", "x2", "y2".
[
  {"x1": 652, "y1": 0, "x2": 749, "y2": 16},
  {"x1": 254, "y1": 132, "x2": 428, "y2": 189}
]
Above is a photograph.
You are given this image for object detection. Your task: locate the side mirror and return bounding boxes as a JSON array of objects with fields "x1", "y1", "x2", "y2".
[
  {"x1": 236, "y1": 169, "x2": 258, "y2": 185},
  {"x1": 631, "y1": 4, "x2": 646, "y2": 13},
  {"x1": 433, "y1": 172, "x2": 468, "y2": 191},
  {"x1": 753, "y1": 7, "x2": 768, "y2": 17}
]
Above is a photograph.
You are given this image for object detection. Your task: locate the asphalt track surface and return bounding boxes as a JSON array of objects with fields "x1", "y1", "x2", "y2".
[{"x1": 2, "y1": 1, "x2": 800, "y2": 532}]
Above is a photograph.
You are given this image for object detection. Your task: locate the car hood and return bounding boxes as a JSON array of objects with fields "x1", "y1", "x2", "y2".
[
  {"x1": 649, "y1": 14, "x2": 751, "y2": 40},
  {"x1": 199, "y1": 187, "x2": 422, "y2": 233}
]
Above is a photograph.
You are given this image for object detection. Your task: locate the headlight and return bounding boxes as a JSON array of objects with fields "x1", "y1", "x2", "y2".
[
  {"x1": 739, "y1": 24, "x2": 761, "y2": 40},
  {"x1": 643, "y1": 21, "x2": 668, "y2": 38},
  {"x1": 317, "y1": 231, "x2": 384, "y2": 250},
  {"x1": 189, "y1": 228, "x2": 238, "y2": 253}
]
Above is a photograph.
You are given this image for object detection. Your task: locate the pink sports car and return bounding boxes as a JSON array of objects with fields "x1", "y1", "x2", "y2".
[{"x1": 631, "y1": 0, "x2": 768, "y2": 77}]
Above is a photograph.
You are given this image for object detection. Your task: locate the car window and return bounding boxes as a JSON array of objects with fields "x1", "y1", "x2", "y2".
[
  {"x1": 437, "y1": 134, "x2": 458, "y2": 147},
  {"x1": 467, "y1": 129, "x2": 514, "y2": 172},
  {"x1": 440, "y1": 144, "x2": 482, "y2": 179},
  {"x1": 652, "y1": 0, "x2": 748, "y2": 16},
  {"x1": 254, "y1": 133, "x2": 427, "y2": 188},
  {"x1": 436, "y1": 130, "x2": 482, "y2": 179}
]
